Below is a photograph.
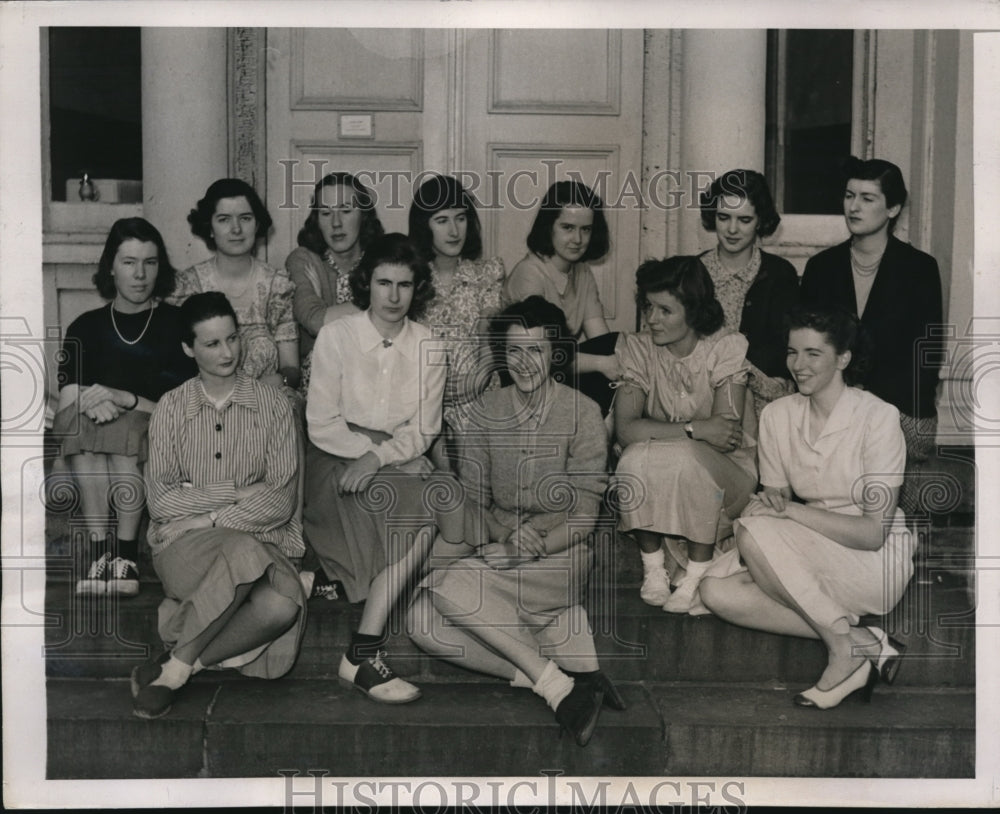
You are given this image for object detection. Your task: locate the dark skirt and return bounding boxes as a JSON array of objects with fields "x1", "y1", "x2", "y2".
[
  {"x1": 303, "y1": 440, "x2": 466, "y2": 603},
  {"x1": 54, "y1": 406, "x2": 150, "y2": 463}
]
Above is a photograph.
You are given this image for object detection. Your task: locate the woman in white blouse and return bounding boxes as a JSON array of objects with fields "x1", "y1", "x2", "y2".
[{"x1": 303, "y1": 233, "x2": 466, "y2": 704}]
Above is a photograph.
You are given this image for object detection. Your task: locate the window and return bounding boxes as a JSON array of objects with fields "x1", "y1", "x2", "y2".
[
  {"x1": 46, "y1": 27, "x2": 142, "y2": 204},
  {"x1": 765, "y1": 30, "x2": 854, "y2": 215}
]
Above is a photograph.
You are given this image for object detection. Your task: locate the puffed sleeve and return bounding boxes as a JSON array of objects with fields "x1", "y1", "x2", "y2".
[
  {"x1": 266, "y1": 268, "x2": 299, "y2": 344},
  {"x1": 861, "y1": 398, "x2": 906, "y2": 490},
  {"x1": 707, "y1": 331, "x2": 750, "y2": 388},
  {"x1": 614, "y1": 331, "x2": 652, "y2": 394},
  {"x1": 501, "y1": 255, "x2": 547, "y2": 306},
  {"x1": 164, "y1": 265, "x2": 202, "y2": 308},
  {"x1": 756, "y1": 399, "x2": 790, "y2": 490}
]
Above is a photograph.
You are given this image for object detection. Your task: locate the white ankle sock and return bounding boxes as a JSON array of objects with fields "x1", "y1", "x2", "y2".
[
  {"x1": 532, "y1": 660, "x2": 574, "y2": 712},
  {"x1": 682, "y1": 559, "x2": 711, "y2": 581},
  {"x1": 509, "y1": 668, "x2": 533, "y2": 689},
  {"x1": 640, "y1": 548, "x2": 665, "y2": 573},
  {"x1": 192, "y1": 658, "x2": 206, "y2": 675},
  {"x1": 150, "y1": 655, "x2": 193, "y2": 690}
]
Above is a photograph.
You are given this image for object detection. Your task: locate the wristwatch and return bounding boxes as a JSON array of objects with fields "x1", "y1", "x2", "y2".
[
  {"x1": 684, "y1": 422, "x2": 694, "y2": 439},
  {"x1": 209, "y1": 510, "x2": 218, "y2": 528}
]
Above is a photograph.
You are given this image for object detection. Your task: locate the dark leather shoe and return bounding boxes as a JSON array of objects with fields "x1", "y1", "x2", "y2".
[
  {"x1": 554, "y1": 681, "x2": 604, "y2": 746},
  {"x1": 563, "y1": 669, "x2": 627, "y2": 711}
]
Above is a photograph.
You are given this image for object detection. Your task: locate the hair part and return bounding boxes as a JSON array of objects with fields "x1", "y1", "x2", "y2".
[
  {"x1": 407, "y1": 174, "x2": 483, "y2": 262},
  {"x1": 634, "y1": 255, "x2": 725, "y2": 337},
  {"x1": 94, "y1": 217, "x2": 178, "y2": 300},
  {"x1": 348, "y1": 233, "x2": 436, "y2": 321},
  {"x1": 699, "y1": 168, "x2": 781, "y2": 237},
  {"x1": 785, "y1": 305, "x2": 871, "y2": 387},
  {"x1": 179, "y1": 291, "x2": 240, "y2": 347},
  {"x1": 297, "y1": 172, "x2": 385, "y2": 256},
  {"x1": 525, "y1": 180, "x2": 610, "y2": 262},
  {"x1": 842, "y1": 156, "x2": 908, "y2": 234},
  {"x1": 488, "y1": 295, "x2": 576, "y2": 385},
  {"x1": 187, "y1": 178, "x2": 273, "y2": 251}
]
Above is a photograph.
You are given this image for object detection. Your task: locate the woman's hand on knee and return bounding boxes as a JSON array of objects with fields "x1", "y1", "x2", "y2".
[
  {"x1": 693, "y1": 415, "x2": 741, "y2": 452},
  {"x1": 507, "y1": 522, "x2": 547, "y2": 558},
  {"x1": 86, "y1": 399, "x2": 121, "y2": 424},
  {"x1": 337, "y1": 451, "x2": 380, "y2": 494}
]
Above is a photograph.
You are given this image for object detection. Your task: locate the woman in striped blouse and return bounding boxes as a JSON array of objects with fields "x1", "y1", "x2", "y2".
[{"x1": 131, "y1": 292, "x2": 306, "y2": 720}]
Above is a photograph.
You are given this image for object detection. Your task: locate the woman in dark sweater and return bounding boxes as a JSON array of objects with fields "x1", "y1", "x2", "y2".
[
  {"x1": 699, "y1": 169, "x2": 800, "y2": 416},
  {"x1": 55, "y1": 218, "x2": 196, "y2": 596},
  {"x1": 799, "y1": 157, "x2": 943, "y2": 467}
]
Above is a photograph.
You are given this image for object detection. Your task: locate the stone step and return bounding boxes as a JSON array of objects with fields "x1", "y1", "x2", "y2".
[
  {"x1": 46, "y1": 677, "x2": 974, "y2": 779},
  {"x1": 44, "y1": 575, "x2": 975, "y2": 688}
]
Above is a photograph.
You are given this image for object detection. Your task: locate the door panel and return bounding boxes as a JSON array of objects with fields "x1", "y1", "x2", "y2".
[{"x1": 266, "y1": 28, "x2": 644, "y2": 332}]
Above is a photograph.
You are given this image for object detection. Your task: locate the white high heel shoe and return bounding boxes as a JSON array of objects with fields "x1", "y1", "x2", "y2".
[{"x1": 793, "y1": 660, "x2": 877, "y2": 710}]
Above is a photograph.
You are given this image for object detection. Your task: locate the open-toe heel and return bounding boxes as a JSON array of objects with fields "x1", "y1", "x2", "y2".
[{"x1": 865, "y1": 625, "x2": 906, "y2": 685}]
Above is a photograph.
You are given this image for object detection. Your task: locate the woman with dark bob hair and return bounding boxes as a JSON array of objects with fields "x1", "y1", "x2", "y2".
[
  {"x1": 133, "y1": 292, "x2": 305, "y2": 720},
  {"x1": 169, "y1": 178, "x2": 300, "y2": 396},
  {"x1": 699, "y1": 169, "x2": 799, "y2": 413},
  {"x1": 408, "y1": 295, "x2": 621, "y2": 747},
  {"x1": 613, "y1": 256, "x2": 757, "y2": 614},
  {"x1": 54, "y1": 217, "x2": 196, "y2": 597},
  {"x1": 800, "y1": 157, "x2": 942, "y2": 493},
  {"x1": 303, "y1": 233, "x2": 464, "y2": 704},
  {"x1": 286, "y1": 172, "x2": 385, "y2": 391},
  {"x1": 502, "y1": 180, "x2": 620, "y2": 413},
  {"x1": 700, "y1": 307, "x2": 912, "y2": 710},
  {"x1": 407, "y1": 174, "x2": 505, "y2": 469}
]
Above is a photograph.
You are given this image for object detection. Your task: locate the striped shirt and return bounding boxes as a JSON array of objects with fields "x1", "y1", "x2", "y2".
[
  {"x1": 306, "y1": 309, "x2": 447, "y2": 466},
  {"x1": 145, "y1": 372, "x2": 303, "y2": 557}
]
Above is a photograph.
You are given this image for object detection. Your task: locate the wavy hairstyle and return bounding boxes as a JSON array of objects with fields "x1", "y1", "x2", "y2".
[
  {"x1": 297, "y1": 172, "x2": 385, "y2": 256},
  {"x1": 635, "y1": 255, "x2": 725, "y2": 337},
  {"x1": 179, "y1": 291, "x2": 240, "y2": 348},
  {"x1": 407, "y1": 174, "x2": 483, "y2": 262},
  {"x1": 348, "y1": 233, "x2": 435, "y2": 321},
  {"x1": 842, "y1": 156, "x2": 908, "y2": 234},
  {"x1": 785, "y1": 305, "x2": 871, "y2": 387},
  {"x1": 526, "y1": 180, "x2": 610, "y2": 263},
  {"x1": 94, "y1": 217, "x2": 178, "y2": 300},
  {"x1": 489, "y1": 295, "x2": 576, "y2": 386},
  {"x1": 700, "y1": 168, "x2": 781, "y2": 238},
  {"x1": 187, "y1": 178, "x2": 273, "y2": 251}
]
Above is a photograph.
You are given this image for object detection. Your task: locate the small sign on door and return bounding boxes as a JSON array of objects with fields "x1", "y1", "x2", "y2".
[{"x1": 339, "y1": 114, "x2": 374, "y2": 139}]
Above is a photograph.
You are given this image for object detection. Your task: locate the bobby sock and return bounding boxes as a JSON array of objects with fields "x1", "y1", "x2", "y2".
[
  {"x1": 192, "y1": 658, "x2": 206, "y2": 674},
  {"x1": 532, "y1": 660, "x2": 574, "y2": 712},
  {"x1": 150, "y1": 655, "x2": 193, "y2": 690},
  {"x1": 640, "y1": 547, "x2": 665, "y2": 573}
]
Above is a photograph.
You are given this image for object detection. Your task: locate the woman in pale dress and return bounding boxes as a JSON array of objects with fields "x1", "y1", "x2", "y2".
[
  {"x1": 407, "y1": 173, "x2": 504, "y2": 470},
  {"x1": 698, "y1": 169, "x2": 799, "y2": 415},
  {"x1": 613, "y1": 256, "x2": 758, "y2": 613},
  {"x1": 700, "y1": 307, "x2": 912, "y2": 709},
  {"x1": 407, "y1": 296, "x2": 622, "y2": 747},
  {"x1": 286, "y1": 171, "x2": 384, "y2": 392},
  {"x1": 170, "y1": 178, "x2": 300, "y2": 396}
]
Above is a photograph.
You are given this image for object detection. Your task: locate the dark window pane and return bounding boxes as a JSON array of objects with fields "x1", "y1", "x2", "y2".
[
  {"x1": 766, "y1": 30, "x2": 853, "y2": 215},
  {"x1": 48, "y1": 28, "x2": 142, "y2": 201}
]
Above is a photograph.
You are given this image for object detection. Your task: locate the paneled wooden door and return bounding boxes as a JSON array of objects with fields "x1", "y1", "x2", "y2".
[{"x1": 266, "y1": 28, "x2": 644, "y2": 332}]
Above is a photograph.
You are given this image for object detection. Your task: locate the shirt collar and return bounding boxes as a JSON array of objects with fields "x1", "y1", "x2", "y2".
[
  {"x1": 184, "y1": 372, "x2": 259, "y2": 419},
  {"x1": 358, "y1": 310, "x2": 418, "y2": 359},
  {"x1": 801, "y1": 385, "x2": 860, "y2": 444},
  {"x1": 537, "y1": 254, "x2": 572, "y2": 297}
]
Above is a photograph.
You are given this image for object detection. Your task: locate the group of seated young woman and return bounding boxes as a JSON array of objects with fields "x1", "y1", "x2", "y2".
[{"x1": 55, "y1": 155, "x2": 940, "y2": 745}]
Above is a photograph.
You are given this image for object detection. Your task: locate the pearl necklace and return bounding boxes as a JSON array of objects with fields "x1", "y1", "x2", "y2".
[
  {"x1": 110, "y1": 300, "x2": 155, "y2": 345},
  {"x1": 850, "y1": 245, "x2": 883, "y2": 277}
]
